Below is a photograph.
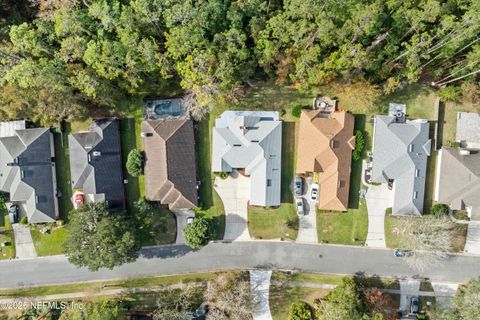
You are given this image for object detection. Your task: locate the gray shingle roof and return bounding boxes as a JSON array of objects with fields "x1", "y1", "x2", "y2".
[
  {"x1": 68, "y1": 119, "x2": 125, "y2": 211},
  {"x1": 371, "y1": 115, "x2": 431, "y2": 215},
  {"x1": 435, "y1": 147, "x2": 480, "y2": 220},
  {"x1": 456, "y1": 112, "x2": 480, "y2": 149},
  {"x1": 212, "y1": 111, "x2": 282, "y2": 206},
  {"x1": 0, "y1": 127, "x2": 58, "y2": 223}
]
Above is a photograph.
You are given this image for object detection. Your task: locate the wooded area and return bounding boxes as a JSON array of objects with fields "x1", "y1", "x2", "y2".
[{"x1": 0, "y1": 0, "x2": 479, "y2": 124}]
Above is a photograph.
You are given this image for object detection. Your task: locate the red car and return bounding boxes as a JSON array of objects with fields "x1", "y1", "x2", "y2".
[{"x1": 73, "y1": 192, "x2": 85, "y2": 209}]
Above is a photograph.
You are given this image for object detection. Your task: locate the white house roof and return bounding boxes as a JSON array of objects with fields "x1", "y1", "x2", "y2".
[{"x1": 212, "y1": 111, "x2": 282, "y2": 206}]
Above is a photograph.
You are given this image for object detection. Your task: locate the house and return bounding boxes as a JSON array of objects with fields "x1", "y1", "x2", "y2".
[
  {"x1": 371, "y1": 103, "x2": 431, "y2": 215},
  {"x1": 0, "y1": 122, "x2": 59, "y2": 223},
  {"x1": 434, "y1": 147, "x2": 480, "y2": 219},
  {"x1": 212, "y1": 111, "x2": 282, "y2": 207},
  {"x1": 68, "y1": 119, "x2": 125, "y2": 211},
  {"x1": 296, "y1": 98, "x2": 355, "y2": 211},
  {"x1": 141, "y1": 119, "x2": 198, "y2": 209},
  {"x1": 456, "y1": 112, "x2": 480, "y2": 150}
]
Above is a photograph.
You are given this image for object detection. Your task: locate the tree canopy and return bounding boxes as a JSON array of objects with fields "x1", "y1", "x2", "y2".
[
  {"x1": 184, "y1": 217, "x2": 211, "y2": 249},
  {"x1": 64, "y1": 202, "x2": 141, "y2": 271}
]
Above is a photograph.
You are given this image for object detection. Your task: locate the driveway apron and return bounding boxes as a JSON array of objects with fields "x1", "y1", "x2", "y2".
[
  {"x1": 464, "y1": 221, "x2": 480, "y2": 254},
  {"x1": 12, "y1": 224, "x2": 37, "y2": 259},
  {"x1": 296, "y1": 178, "x2": 318, "y2": 243},
  {"x1": 250, "y1": 270, "x2": 273, "y2": 320},
  {"x1": 365, "y1": 184, "x2": 392, "y2": 248}
]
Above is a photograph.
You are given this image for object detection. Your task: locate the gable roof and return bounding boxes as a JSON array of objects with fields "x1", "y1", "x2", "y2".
[
  {"x1": 456, "y1": 112, "x2": 480, "y2": 149},
  {"x1": 212, "y1": 111, "x2": 282, "y2": 206},
  {"x1": 435, "y1": 147, "x2": 480, "y2": 219},
  {"x1": 68, "y1": 119, "x2": 125, "y2": 211},
  {"x1": 0, "y1": 127, "x2": 58, "y2": 223},
  {"x1": 142, "y1": 119, "x2": 198, "y2": 209},
  {"x1": 296, "y1": 109, "x2": 355, "y2": 211},
  {"x1": 371, "y1": 115, "x2": 431, "y2": 215}
]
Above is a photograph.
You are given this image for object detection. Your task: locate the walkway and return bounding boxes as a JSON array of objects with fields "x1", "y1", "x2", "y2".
[
  {"x1": 399, "y1": 279, "x2": 420, "y2": 312},
  {"x1": 365, "y1": 183, "x2": 392, "y2": 248},
  {"x1": 464, "y1": 221, "x2": 480, "y2": 254},
  {"x1": 296, "y1": 177, "x2": 318, "y2": 243},
  {"x1": 12, "y1": 224, "x2": 37, "y2": 259},
  {"x1": 172, "y1": 209, "x2": 195, "y2": 244},
  {"x1": 250, "y1": 270, "x2": 273, "y2": 320},
  {"x1": 4, "y1": 242, "x2": 480, "y2": 290},
  {"x1": 214, "y1": 172, "x2": 252, "y2": 241}
]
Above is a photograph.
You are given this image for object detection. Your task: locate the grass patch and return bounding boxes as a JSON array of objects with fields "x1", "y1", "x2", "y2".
[
  {"x1": 53, "y1": 128, "x2": 73, "y2": 222},
  {"x1": 30, "y1": 225, "x2": 67, "y2": 256},
  {"x1": 423, "y1": 150, "x2": 438, "y2": 214},
  {"x1": 140, "y1": 207, "x2": 177, "y2": 246},
  {"x1": 0, "y1": 216, "x2": 15, "y2": 260},
  {"x1": 317, "y1": 198, "x2": 368, "y2": 245},
  {"x1": 269, "y1": 285, "x2": 327, "y2": 320},
  {"x1": 0, "y1": 271, "x2": 238, "y2": 298},
  {"x1": 272, "y1": 272, "x2": 345, "y2": 286},
  {"x1": 248, "y1": 204, "x2": 298, "y2": 240}
]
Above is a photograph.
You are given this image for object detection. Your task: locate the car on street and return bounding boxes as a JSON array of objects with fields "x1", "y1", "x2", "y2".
[
  {"x1": 187, "y1": 216, "x2": 195, "y2": 225},
  {"x1": 73, "y1": 191, "x2": 85, "y2": 209},
  {"x1": 296, "y1": 198, "x2": 305, "y2": 215},
  {"x1": 311, "y1": 184, "x2": 319, "y2": 202},
  {"x1": 8, "y1": 205, "x2": 18, "y2": 224},
  {"x1": 294, "y1": 176, "x2": 303, "y2": 196},
  {"x1": 410, "y1": 296, "x2": 419, "y2": 314},
  {"x1": 393, "y1": 249, "x2": 414, "y2": 257}
]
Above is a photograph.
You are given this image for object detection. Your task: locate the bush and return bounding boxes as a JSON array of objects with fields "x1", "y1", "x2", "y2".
[
  {"x1": 450, "y1": 141, "x2": 461, "y2": 148},
  {"x1": 385, "y1": 207, "x2": 392, "y2": 214},
  {"x1": 184, "y1": 217, "x2": 211, "y2": 249},
  {"x1": 438, "y1": 86, "x2": 461, "y2": 102},
  {"x1": 20, "y1": 216, "x2": 28, "y2": 224},
  {"x1": 291, "y1": 104, "x2": 308, "y2": 118},
  {"x1": 431, "y1": 204, "x2": 449, "y2": 217},
  {"x1": 126, "y1": 149, "x2": 143, "y2": 177},
  {"x1": 288, "y1": 301, "x2": 313, "y2": 320},
  {"x1": 352, "y1": 130, "x2": 365, "y2": 161}
]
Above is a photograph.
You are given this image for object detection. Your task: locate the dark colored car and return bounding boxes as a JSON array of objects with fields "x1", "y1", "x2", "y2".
[
  {"x1": 410, "y1": 296, "x2": 419, "y2": 314},
  {"x1": 294, "y1": 176, "x2": 303, "y2": 196},
  {"x1": 8, "y1": 205, "x2": 18, "y2": 224}
]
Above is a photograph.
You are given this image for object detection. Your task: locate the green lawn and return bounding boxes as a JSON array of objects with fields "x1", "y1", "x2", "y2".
[
  {"x1": 0, "y1": 216, "x2": 15, "y2": 260},
  {"x1": 272, "y1": 272, "x2": 345, "y2": 286},
  {"x1": 317, "y1": 198, "x2": 368, "y2": 245},
  {"x1": 53, "y1": 128, "x2": 73, "y2": 222},
  {"x1": 30, "y1": 225, "x2": 67, "y2": 256},
  {"x1": 269, "y1": 285, "x2": 328, "y2": 320},
  {"x1": 140, "y1": 206, "x2": 177, "y2": 246},
  {"x1": 248, "y1": 204, "x2": 299, "y2": 240}
]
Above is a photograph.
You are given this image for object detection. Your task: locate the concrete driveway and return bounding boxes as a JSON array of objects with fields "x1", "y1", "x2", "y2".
[
  {"x1": 214, "y1": 171, "x2": 252, "y2": 241},
  {"x1": 431, "y1": 281, "x2": 458, "y2": 307},
  {"x1": 365, "y1": 183, "x2": 392, "y2": 248},
  {"x1": 464, "y1": 221, "x2": 480, "y2": 254},
  {"x1": 250, "y1": 270, "x2": 273, "y2": 320},
  {"x1": 296, "y1": 177, "x2": 318, "y2": 243},
  {"x1": 399, "y1": 279, "x2": 420, "y2": 313},
  {"x1": 12, "y1": 224, "x2": 37, "y2": 259},
  {"x1": 172, "y1": 209, "x2": 195, "y2": 244}
]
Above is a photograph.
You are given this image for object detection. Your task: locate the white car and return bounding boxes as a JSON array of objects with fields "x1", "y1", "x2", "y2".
[
  {"x1": 295, "y1": 198, "x2": 305, "y2": 215},
  {"x1": 311, "y1": 184, "x2": 319, "y2": 202}
]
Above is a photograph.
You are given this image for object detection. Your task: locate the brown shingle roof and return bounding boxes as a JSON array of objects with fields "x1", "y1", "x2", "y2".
[
  {"x1": 296, "y1": 109, "x2": 355, "y2": 211},
  {"x1": 142, "y1": 120, "x2": 198, "y2": 209}
]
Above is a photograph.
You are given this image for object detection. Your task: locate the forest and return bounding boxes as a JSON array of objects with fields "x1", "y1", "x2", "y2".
[{"x1": 0, "y1": 0, "x2": 479, "y2": 124}]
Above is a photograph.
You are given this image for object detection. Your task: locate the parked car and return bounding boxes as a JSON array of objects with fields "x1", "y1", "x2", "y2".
[
  {"x1": 311, "y1": 184, "x2": 319, "y2": 201},
  {"x1": 8, "y1": 205, "x2": 18, "y2": 224},
  {"x1": 393, "y1": 249, "x2": 414, "y2": 257},
  {"x1": 187, "y1": 216, "x2": 195, "y2": 225},
  {"x1": 294, "y1": 176, "x2": 303, "y2": 196},
  {"x1": 296, "y1": 198, "x2": 305, "y2": 215},
  {"x1": 73, "y1": 191, "x2": 85, "y2": 209},
  {"x1": 410, "y1": 296, "x2": 419, "y2": 314}
]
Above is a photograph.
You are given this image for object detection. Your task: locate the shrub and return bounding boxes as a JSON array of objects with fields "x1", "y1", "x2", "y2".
[
  {"x1": 352, "y1": 130, "x2": 365, "y2": 161},
  {"x1": 288, "y1": 301, "x2": 313, "y2": 320},
  {"x1": 126, "y1": 149, "x2": 143, "y2": 177},
  {"x1": 431, "y1": 204, "x2": 449, "y2": 217},
  {"x1": 450, "y1": 141, "x2": 461, "y2": 148},
  {"x1": 385, "y1": 207, "x2": 392, "y2": 214},
  {"x1": 20, "y1": 216, "x2": 28, "y2": 224},
  {"x1": 184, "y1": 217, "x2": 211, "y2": 249},
  {"x1": 438, "y1": 86, "x2": 461, "y2": 102},
  {"x1": 291, "y1": 104, "x2": 308, "y2": 118},
  {"x1": 0, "y1": 193, "x2": 6, "y2": 212}
]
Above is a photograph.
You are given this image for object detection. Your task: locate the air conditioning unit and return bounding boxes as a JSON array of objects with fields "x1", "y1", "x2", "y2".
[{"x1": 93, "y1": 151, "x2": 101, "y2": 157}]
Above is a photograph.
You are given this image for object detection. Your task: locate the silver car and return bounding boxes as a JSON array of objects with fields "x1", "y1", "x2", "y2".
[
  {"x1": 311, "y1": 184, "x2": 319, "y2": 201},
  {"x1": 296, "y1": 198, "x2": 305, "y2": 215}
]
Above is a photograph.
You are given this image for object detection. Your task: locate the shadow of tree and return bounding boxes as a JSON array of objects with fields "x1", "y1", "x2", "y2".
[
  {"x1": 349, "y1": 114, "x2": 367, "y2": 209},
  {"x1": 282, "y1": 122, "x2": 296, "y2": 203}
]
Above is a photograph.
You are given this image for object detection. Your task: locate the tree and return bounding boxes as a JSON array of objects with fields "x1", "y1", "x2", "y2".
[
  {"x1": 315, "y1": 278, "x2": 366, "y2": 320},
  {"x1": 395, "y1": 215, "x2": 457, "y2": 271},
  {"x1": 205, "y1": 275, "x2": 254, "y2": 320},
  {"x1": 64, "y1": 202, "x2": 141, "y2": 271},
  {"x1": 289, "y1": 301, "x2": 313, "y2": 320},
  {"x1": 152, "y1": 283, "x2": 202, "y2": 320},
  {"x1": 183, "y1": 217, "x2": 211, "y2": 249},
  {"x1": 438, "y1": 86, "x2": 461, "y2": 102},
  {"x1": 363, "y1": 288, "x2": 397, "y2": 320},
  {"x1": 126, "y1": 149, "x2": 143, "y2": 177}
]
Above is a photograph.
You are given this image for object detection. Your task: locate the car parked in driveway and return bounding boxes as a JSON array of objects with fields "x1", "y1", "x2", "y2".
[
  {"x1": 410, "y1": 296, "x2": 419, "y2": 314},
  {"x1": 8, "y1": 205, "x2": 18, "y2": 224},
  {"x1": 296, "y1": 198, "x2": 305, "y2": 215},
  {"x1": 294, "y1": 176, "x2": 303, "y2": 196},
  {"x1": 311, "y1": 184, "x2": 319, "y2": 202}
]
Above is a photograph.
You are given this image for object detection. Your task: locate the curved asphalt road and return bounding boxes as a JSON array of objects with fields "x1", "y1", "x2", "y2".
[{"x1": 0, "y1": 241, "x2": 478, "y2": 290}]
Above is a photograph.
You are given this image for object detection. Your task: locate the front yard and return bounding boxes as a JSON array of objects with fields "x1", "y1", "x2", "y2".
[
  {"x1": 139, "y1": 206, "x2": 177, "y2": 246},
  {"x1": 30, "y1": 225, "x2": 67, "y2": 256},
  {"x1": 248, "y1": 204, "x2": 298, "y2": 240},
  {"x1": 0, "y1": 216, "x2": 15, "y2": 260}
]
